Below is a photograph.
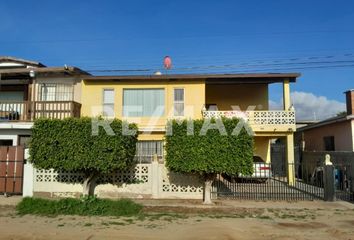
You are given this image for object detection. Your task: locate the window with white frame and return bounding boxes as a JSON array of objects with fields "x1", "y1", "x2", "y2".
[
  {"x1": 102, "y1": 89, "x2": 115, "y2": 117},
  {"x1": 39, "y1": 84, "x2": 73, "y2": 101},
  {"x1": 173, "y1": 88, "x2": 184, "y2": 116},
  {"x1": 123, "y1": 88, "x2": 165, "y2": 117}
]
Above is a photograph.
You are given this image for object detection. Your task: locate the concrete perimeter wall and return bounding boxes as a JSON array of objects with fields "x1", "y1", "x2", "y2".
[{"x1": 23, "y1": 162, "x2": 203, "y2": 199}]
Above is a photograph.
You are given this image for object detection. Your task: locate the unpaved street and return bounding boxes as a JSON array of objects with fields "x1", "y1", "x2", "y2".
[{"x1": 0, "y1": 199, "x2": 354, "y2": 240}]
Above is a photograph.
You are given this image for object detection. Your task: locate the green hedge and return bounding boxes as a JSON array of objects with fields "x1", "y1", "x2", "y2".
[
  {"x1": 29, "y1": 117, "x2": 138, "y2": 174},
  {"x1": 165, "y1": 118, "x2": 254, "y2": 175},
  {"x1": 16, "y1": 197, "x2": 143, "y2": 216}
]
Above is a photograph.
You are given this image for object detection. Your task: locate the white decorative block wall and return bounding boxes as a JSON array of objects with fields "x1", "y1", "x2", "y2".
[
  {"x1": 158, "y1": 164, "x2": 203, "y2": 199},
  {"x1": 33, "y1": 163, "x2": 203, "y2": 199}
]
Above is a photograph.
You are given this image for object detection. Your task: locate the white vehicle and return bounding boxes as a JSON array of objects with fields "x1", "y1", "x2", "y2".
[
  {"x1": 223, "y1": 156, "x2": 272, "y2": 183},
  {"x1": 246, "y1": 156, "x2": 272, "y2": 179}
]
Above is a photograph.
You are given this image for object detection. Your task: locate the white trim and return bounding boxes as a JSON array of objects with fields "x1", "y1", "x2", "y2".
[
  {"x1": 0, "y1": 135, "x2": 18, "y2": 146},
  {"x1": 139, "y1": 127, "x2": 165, "y2": 132},
  {"x1": 0, "y1": 122, "x2": 33, "y2": 129}
]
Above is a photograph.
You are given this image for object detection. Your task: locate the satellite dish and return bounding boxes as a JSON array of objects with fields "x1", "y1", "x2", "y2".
[{"x1": 163, "y1": 56, "x2": 172, "y2": 70}]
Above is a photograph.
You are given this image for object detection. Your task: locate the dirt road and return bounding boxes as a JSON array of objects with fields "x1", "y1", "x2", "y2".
[{"x1": 0, "y1": 200, "x2": 354, "y2": 240}]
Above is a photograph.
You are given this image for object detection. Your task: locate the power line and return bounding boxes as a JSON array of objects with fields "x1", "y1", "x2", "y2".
[
  {"x1": 86, "y1": 64, "x2": 354, "y2": 75},
  {"x1": 86, "y1": 58, "x2": 354, "y2": 73},
  {"x1": 73, "y1": 51, "x2": 354, "y2": 67},
  {"x1": 81, "y1": 52, "x2": 354, "y2": 70}
]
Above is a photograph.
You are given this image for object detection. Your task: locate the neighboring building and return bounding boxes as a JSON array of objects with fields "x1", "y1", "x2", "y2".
[
  {"x1": 296, "y1": 120, "x2": 317, "y2": 130},
  {"x1": 296, "y1": 90, "x2": 354, "y2": 152},
  {"x1": 0, "y1": 56, "x2": 89, "y2": 147},
  {"x1": 81, "y1": 73, "x2": 299, "y2": 183}
]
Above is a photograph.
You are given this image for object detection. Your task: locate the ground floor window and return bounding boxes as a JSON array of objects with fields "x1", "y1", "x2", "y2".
[
  {"x1": 135, "y1": 141, "x2": 164, "y2": 163},
  {"x1": 0, "y1": 140, "x2": 13, "y2": 146}
]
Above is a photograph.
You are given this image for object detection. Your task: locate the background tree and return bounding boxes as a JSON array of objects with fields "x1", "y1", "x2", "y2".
[
  {"x1": 165, "y1": 118, "x2": 254, "y2": 204},
  {"x1": 29, "y1": 117, "x2": 138, "y2": 196},
  {"x1": 336, "y1": 111, "x2": 347, "y2": 117}
]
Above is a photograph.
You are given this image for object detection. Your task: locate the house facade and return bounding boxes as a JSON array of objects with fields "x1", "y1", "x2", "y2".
[
  {"x1": 81, "y1": 73, "x2": 299, "y2": 184},
  {"x1": 0, "y1": 56, "x2": 89, "y2": 147},
  {"x1": 296, "y1": 90, "x2": 354, "y2": 152},
  {"x1": 1, "y1": 57, "x2": 301, "y2": 197}
]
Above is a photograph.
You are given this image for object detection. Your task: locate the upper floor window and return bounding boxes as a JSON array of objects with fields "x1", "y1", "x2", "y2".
[
  {"x1": 102, "y1": 89, "x2": 115, "y2": 117},
  {"x1": 123, "y1": 89, "x2": 165, "y2": 117},
  {"x1": 173, "y1": 88, "x2": 184, "y2": 116},
  {"x1": 39, "y1": 84, "x2": 73, "y2": 101}
]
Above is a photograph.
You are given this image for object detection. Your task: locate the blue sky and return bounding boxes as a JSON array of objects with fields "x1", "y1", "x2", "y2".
[{"x1": 1, "y1": 0, "x2": 353, "y2": 119}]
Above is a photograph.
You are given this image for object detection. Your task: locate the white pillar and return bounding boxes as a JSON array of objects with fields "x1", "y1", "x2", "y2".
[
  {"x1": 23, "y1": 164, "x2": 34, "y2": 197},
  {"x1": 22, "y1": 148, "x2": 34, "y2": 197},
  {"x1": 151, "y1": 155, "x2": 159, "y2": 198}
]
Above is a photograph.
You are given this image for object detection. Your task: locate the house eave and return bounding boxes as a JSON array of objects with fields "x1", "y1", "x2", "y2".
[{"x1": 297, "y1": 115, "x2": 354, "y2": 132}]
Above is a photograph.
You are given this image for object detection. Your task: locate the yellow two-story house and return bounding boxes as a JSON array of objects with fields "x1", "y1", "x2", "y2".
[{"x1": 81, "y1": 73, "x2": 299, "y2": 184}]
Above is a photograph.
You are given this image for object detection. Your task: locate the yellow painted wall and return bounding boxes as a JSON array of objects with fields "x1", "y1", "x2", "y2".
[
  {"x1": 254, "y1": 137, "x2": 271, "y2": 163},
  {"x1": 205, "y1": 84, "x2": 269, "y2": 111},
  {"x1": 138, "y1": 132, "x2": 165, "y2": 141},
  {"x1": 81, "y1": 79, "x2": 282, "y2": 161},
  {"x1": 81, "y1": 79, "x2": 205, "y2": 130}
]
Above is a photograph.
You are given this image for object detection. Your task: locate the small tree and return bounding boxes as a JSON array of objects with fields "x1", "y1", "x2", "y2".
[
  {"x1": 165, "y1": 118, "x2": 254, "y2": 204},
  {"x1": 29, "y1": 117, "x2": 138, "y2": 196},
  {"x1": 336, "y1": 111, "x2": 347, "y2": 117}
]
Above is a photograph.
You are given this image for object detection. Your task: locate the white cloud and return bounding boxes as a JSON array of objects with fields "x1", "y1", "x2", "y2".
[
  {"x1": 269, "y1": 91, "x2": 346, "y2": 121},
  {"x1": 269, "y1": 100, "x2": 283, "y2": 110}
]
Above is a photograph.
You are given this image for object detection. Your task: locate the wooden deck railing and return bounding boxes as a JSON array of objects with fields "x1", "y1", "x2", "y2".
[{"x1": 0, "y1": 101, "x2": 81, "y2": 121}]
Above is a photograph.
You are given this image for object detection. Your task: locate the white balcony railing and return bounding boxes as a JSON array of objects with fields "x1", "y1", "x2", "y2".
[{"x1": 202, "y1": 110, "x2": 296, "y2": 125}]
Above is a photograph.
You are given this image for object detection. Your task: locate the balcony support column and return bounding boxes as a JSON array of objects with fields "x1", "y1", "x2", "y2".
[
  {"x1": 286, "y1": 133, "x2": 295, "y2": 186},
  {"x1": 283, "y1": 79, "x2": 291, "y2": 110}
]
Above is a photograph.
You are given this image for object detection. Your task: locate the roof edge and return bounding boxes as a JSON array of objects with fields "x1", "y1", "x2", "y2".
[
  {"x1": 0, "y1": 66, "x2": 91, "y2": 76},
  {"x1": 83, "y1": 73, "x2": 301, "y2": 82},
  {"x1": 0, "y1": 56, "x2": 46, "y2": 67},
  {"x1": 297, "y1": 114, "x2": 353, "y2": 131}
]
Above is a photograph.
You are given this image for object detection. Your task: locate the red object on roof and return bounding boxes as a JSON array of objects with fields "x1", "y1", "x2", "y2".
[{"x1": 163, "y1": 56, "x2": 172, "y2": 69}]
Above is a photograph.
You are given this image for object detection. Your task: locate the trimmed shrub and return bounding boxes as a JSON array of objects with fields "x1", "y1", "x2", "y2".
[
  {"x1": 165, "y1": 118, "x2": 254, "y2": 203},
  {"x1": 29, "y1": 117, "x2": 138, "y2": 195}
]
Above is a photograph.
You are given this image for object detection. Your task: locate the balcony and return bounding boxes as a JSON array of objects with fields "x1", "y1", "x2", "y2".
[
  {"x1": 202, "y1": 110, "x2": 296, "y2": 132},
  {"x1": 0, "y1": 101, "x2": 81, "y2": 122}
]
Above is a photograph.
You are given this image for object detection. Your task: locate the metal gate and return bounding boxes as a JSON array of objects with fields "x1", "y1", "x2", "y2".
[
  {"x1": 212, "y1": 160, "x2": 324, "y2": 201},
  {"x1": 334, "y1": 163, "x2": 354, "y2": 202},
  {"x1": 212, "y1": 144, "x2": 324, "y2": 201},
  {"x1": 0, "y1": 146, "x2": 24, "y2": 195}
]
